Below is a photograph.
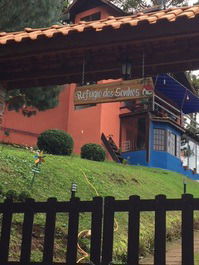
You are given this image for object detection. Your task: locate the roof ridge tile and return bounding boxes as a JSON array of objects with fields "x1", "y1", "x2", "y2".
[{"x1": 51, "y1": 25, "x2": 63, "y2": 29}]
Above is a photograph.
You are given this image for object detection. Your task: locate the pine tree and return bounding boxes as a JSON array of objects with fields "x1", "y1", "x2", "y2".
[
  {"x1": 0, "y1": 0, "x2": 67, "y2": 32},
  {"x1": 0, "y1": 0, "x2": 71, "y2": 115}
]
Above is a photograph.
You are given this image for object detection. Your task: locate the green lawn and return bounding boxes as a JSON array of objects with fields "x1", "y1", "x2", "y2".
[
  {"x1": 195, "y1": 252, "x2": 199, "y2": 264},
  {"x1": 0, "y1": 144, "x2": 199, "y2": 262},
  {"x1": 1, "y1": 144, "x2": 199, "y2": 201}
]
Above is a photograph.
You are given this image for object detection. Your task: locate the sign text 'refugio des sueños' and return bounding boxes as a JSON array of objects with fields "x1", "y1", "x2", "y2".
[{"x1": 74, "y1": 78, "x2": 154, "y2": 106}]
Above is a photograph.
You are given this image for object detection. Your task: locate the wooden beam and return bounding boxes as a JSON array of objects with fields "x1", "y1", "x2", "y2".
[
  {"x1": 2, "y1": 47, "x2": 199, "y2": 83},
  {"x1": 5, "y1": 59, "x2": 199, "y2": 90}
]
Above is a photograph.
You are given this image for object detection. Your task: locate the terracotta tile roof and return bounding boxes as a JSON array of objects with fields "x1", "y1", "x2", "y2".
[{"x1": 1, "y1": 5, "x2": 199, "y2": 45}]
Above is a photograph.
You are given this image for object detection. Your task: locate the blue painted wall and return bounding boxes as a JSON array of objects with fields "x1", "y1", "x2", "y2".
[
  {"x1": 122, "y1": 150, "x2": 148, "y2": 166},
  {"x1": 122, "y1": 120, "x2": 199, "y2": 180}
]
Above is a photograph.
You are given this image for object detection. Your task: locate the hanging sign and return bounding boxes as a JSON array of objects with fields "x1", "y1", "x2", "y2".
[{"x1": 74, "y1": 78, "x2": 154, "y2": 106}]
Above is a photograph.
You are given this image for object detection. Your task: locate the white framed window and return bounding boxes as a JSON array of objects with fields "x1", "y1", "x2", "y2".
[
  {"x1": 167, "y1": 131, "x2": 175, "y2": 156},
  {"x1": 153, "y1": 128, "x2": 166, "y2": 151},
  {"x1": 176, "y1": 135, "x2": 181, "y2": 158}
]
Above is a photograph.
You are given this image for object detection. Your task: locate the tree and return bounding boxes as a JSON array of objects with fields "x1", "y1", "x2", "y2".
[
  {"x1": 5, "y1": 86, "x2": 63, "y2": 117},
  {"x1": 110, "y1": 0, "x2": 188, "y2": 12},
  {"x1": 184, "y1": 72, "x2": 199, "y2": 134},
  {"x1": 0, "y1": 0, "x2": 68, "y2": 32},
  {"x1": 188, "y1": 72, "x2": 199, "y2": 92},
  {"x1": 0, "y1": 0, "x2": 71, "y2": 115}
]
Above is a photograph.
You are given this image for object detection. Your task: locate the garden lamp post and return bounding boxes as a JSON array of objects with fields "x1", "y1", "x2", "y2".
[
  {"x1": 183, "y1": 178, "x2": 187, "y2": 194},
  {"x1": 71, "y1": 183, "x2": 77, "y2": 199}
]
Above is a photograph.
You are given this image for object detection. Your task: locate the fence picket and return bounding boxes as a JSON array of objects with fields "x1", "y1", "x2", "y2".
[
  {"x1": 127, "y1": 195, "x2": 140, "y2": 265},
  {"x1": 66, "y1": 197, "x2": 80, "y2": 265},
  {"x1": 0, "y1": 198, "x2": 13, "y2": 264},
  {"x1": 20, "y1": 198, "x2": 35, "y2": 264},
  {"x1": 43, "y1": 198, "x2": 57, "y2": 264},
  {"x1": 101, "y1": 196, "x2": 115, "y2": 265},
  {"x1": 90, "y1": 197, "x2": 103, "y2": 265},
  {"x1": 154, "y1": 194, "x2": 166, "y2": 265},
  {"x1": 182, "y1": 194, "x2": 194, "y2": 265}
]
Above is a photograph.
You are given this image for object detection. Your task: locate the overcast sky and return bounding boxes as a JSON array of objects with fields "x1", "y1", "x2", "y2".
[{"x1": 187, "y1": 0, "x2": 198, "y2": 4}]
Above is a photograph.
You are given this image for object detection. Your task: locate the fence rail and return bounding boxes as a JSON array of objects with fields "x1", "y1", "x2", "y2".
[{"x1": 0, "y1": 194, "x2": 197, "y2": 265}]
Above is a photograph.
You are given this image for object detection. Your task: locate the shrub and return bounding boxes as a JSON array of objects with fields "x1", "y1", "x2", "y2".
[
  {"x1": 5, "y1": 190, "x2": 18, "y2": 200},
  {"x1": 37, "y1": 129, "x2": 74, "y2": 155},
  {"x1": 81, "y1": 143, "x2": 106, "y2": 162},
  {"x1": 18, "y1": 191, "x2": 31, "y2": 202}
]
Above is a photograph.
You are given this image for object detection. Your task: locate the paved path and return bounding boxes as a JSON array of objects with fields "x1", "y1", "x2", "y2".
[{"x1": 139, "y1": 230, "x2": 199, "y2": 265}]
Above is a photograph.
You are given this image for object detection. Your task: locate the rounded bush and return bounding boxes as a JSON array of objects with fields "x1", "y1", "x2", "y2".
[
  {"x1": 81, "y1": 143, "x2": 106, "y2": 162},
  {"x1": 37, "y1": 129, "x2": 74, "y2": 155}
]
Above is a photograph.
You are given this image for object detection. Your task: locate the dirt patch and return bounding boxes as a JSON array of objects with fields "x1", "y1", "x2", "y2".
[
  {"x1": 8, "y1": 222, "x2": 68, "y2": 263},
  {"x1": 131, "y1": 177, "x2": 139, "y2": 184},
  {"x1": 109, "y1": 173, "x2": 127, "y2": 184}
]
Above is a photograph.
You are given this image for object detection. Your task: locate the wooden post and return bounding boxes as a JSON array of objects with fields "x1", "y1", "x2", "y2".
[
  {"x1": 127, "y1": 195, "x2": 140, "y2": 265},
  {"x1": 182, "y1": 194, "x2": 194, "y2": 265},
  {"x1": 0, "y1": 198, "x2": 13, "y2": 264},
  {"x1": 66, "y1": 197, "x2": 80, "y2": 265},
  {"x1": 101, "y1": 197, "x2": 115, "y2": 265},
  {"x1": 154, "y1": 195, "x2": 166, "y2": 265},
  {"x1": 20, "y1": 198, "x2": 35, "y2": 264},
  {"x1": 43, "y1": 198, "x2": 57, "y2": 264},
  {"x1": 90, "y1": 197, "x2": 103, "y2": 265}
]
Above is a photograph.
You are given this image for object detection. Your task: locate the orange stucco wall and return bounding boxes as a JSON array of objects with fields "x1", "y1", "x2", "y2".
[
  {"x1": 0, "y1": 88, "x2": 69, "y2": 147},
  {"x1": 64, "y1": 83, "x2": 121, "y2": 155},
  {"x1": 99, "y1": 79, "x2": 121, "y2": 147},
  {"x1": 100, "y1": 102, "x2": 121, "y2": 146},
  {"x1": 66, "y1": 84, "x2": 102, "y2": 154}
]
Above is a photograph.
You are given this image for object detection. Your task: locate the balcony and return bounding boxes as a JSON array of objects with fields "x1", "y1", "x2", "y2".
[{"x1": 121, "y1": 93, "x2": 199, "y2": 134}]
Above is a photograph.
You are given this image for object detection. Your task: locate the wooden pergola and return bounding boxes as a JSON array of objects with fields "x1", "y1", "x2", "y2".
[{"x1": 1, "y1": 5, "x2": 199, "y2": 89}]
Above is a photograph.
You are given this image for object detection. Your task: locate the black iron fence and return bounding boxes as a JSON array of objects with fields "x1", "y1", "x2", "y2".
[{"x1": 0, "y1": 194, "x2": 197, "y2": 265}]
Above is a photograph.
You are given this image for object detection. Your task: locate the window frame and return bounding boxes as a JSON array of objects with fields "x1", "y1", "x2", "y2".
[
  {"x1": 167, "y1": 130, "x2": 176, "y2": 156},
  {"x1": 176, "y1": 135, "x2": 181, "y2": 158},
  {"x1": 80, "y1": 12, "x2": 101, "y2": 22},
  {"x1": 153, "y1": 128, "x2": 181, "y2": 157},
  {"x1": 153, "y1": 128, "x2": 166, "y2": 151}
]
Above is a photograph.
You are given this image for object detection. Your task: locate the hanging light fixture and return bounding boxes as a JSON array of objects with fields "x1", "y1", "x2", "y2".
[{"x1": 121, "y1": 61, "x2": 132, "y2": 80}]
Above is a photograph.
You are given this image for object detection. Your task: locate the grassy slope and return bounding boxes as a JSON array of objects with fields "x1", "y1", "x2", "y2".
[
  {"x1": 1, "y1": 144, "x2": 199, "y2": 262},
  {"x1": 1, "y1": 145, "x2": 199, "y2": 200}
]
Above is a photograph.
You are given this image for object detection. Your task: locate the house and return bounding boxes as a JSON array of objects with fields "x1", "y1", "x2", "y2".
[{"x1": 1, "y1": 0, "x2": 199, "y2": 179}]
